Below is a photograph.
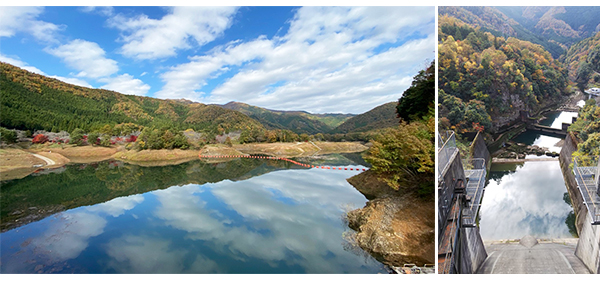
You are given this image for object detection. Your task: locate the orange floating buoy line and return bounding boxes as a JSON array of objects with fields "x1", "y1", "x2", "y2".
[{"x1": 198, "y1": 154, "x2": 368, "y2": 172}]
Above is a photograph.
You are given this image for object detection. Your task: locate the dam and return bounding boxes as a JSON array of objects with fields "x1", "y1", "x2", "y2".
[{"x1": 437, "y1": 127, "x2": 600, "y2": 274}]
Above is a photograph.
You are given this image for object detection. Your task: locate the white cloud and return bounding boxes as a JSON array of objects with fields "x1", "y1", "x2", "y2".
[
  {"x1": 45, "y1": 39, "x2": 119, "y2": 78},
  {"x1": 155, "y1": 37, "x2": 272, "y2": 100},
  {"x1": 80, "y1": 6, "x2": 114, "y2": 16},
  {"x1": 0, "y1": 53, "x2": 93, "y2": 88},
  {"x1": 108, "y1": 7, "x2": 238, "y2": 60},
  {"x1": 0, "y1": 6, "x2": 61, "y2": 43},
  {"x1": 100, "y1": 74, "x2": 151, "y2": 96},
  {"x1": 155, "y1": 6, "x2": 435, "y2": 113}
]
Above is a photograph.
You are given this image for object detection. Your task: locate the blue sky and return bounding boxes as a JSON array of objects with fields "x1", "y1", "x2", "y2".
[{"x1": 0, "y1": 6, "x2": 435, "y2": 114}]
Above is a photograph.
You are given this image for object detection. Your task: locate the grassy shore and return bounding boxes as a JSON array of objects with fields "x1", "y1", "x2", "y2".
[{"x1": 0, "y1": 141, "x2": 368, "y2": 181}]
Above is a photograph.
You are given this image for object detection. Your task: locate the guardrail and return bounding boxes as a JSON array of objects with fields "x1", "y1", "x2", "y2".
[
  {"x1": 462, "y1": 158, "x2": 486, "y2": 227},
  {"x1": 438, "y1": 131, "x2": 458, "y2": 177},
  {"x1": 573, "y1": 156, "x2": 600, "y2": 225}
]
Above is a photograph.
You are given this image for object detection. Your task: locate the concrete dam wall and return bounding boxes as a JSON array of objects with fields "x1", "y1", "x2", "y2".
[{"x1": 559, "y1": 132, "x2": 600, "y2": 274}]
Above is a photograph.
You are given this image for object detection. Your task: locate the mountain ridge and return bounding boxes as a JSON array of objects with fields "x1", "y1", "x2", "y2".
[{"x1": 0, "y1": 62, "x2": 394, "y2": 140}]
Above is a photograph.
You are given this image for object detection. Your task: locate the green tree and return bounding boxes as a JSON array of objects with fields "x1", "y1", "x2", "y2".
[
  {"x1": 87, "y1": 132, "x2": 100, "y2": 146},
  {"x1": 299, "y1": 133, "x2": 309, "y2": 142},
  {"x1": 162, "y1": 130, "x2": 175, "y2": 149},
  {"x1": 0, "y1": 127, "x2": 17, "y2": 143},
  {"x1": 464, "y1": 100, "x2": 492, "y2": 130},
  {"x1": 397, "y1": 61, "x2": 435, "y2": 122},
  {"x1": 225, "y1": 136, "x2": 233, "y2": 147},
  {"x1": 70, "y1": 128, "x2": 86, "y2": 146}
]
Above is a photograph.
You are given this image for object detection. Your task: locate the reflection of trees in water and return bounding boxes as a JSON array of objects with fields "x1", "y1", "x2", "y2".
[
  {"x1": 563, "y1": 192, "x2": 578, "y2": 237},
  {"x1": 2, "y1": 154, "x2": 368, "y2": 232},
  {"x1": 1, "y1": 158, "x2": 272, "y2": 232},
  {"x1": 565, "y1": 211, "x2": 578, "y2": 237}
]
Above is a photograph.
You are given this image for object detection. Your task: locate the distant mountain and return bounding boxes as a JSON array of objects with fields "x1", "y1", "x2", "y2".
[
  {"x1": 218, "y1": 101, "x2": 353, "y2": 135},
  {"x1": 562, "y1": 31, "x2": 600, "y2": 90},
  {"x1": 331, "y1": 102, "x2": 399, "y2": 134},
  {"x1": 440, "y1": 6, "x2": 600, "y2": 58},
  {"x1": 2, "y1": 62, "x2": 402, "y2": 141},
  {"x1": 0, "y1": 62, "x2": 265, "y2": 136}
]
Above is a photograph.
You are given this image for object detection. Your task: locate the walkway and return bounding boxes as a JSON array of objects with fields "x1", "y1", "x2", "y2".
[
  {"x1": 31, "y1": 153, "x2": 55, "y2": 166},
  {"x1": 477, "y1": 237, "x2": 590, "y2": 274}
]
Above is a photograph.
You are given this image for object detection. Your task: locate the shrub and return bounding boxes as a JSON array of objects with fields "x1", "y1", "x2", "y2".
[
  {"x1": 70, "y1": 128, "x2": 86, "y2": 146},
  {"x1": 87, "y1": 132, "x2": 100, "y2": 146},
  {"x1": 32, "y1": 134, "x2": 49, "y2": 144},
  {"x1": 0, "y1": 127, "x2": 17, "y2": 143}
]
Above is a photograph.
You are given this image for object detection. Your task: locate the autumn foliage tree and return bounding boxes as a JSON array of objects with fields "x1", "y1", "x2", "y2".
[
  {"x1": 365, "y1": 62, "x2": 435, "y2": 197},
  {"x1": 32, "y1": 134, "x2": 49, "y2": 144},
  {"x1": 438, "y1": 16, "x2": 570, "y2": 134},
  {"x1": 365, "y1": 116, "x2": 434, "y2": 196}
]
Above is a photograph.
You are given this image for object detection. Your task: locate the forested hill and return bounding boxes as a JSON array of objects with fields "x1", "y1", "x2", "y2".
[
  {"x1": 440, "y1": 6, "x2": 600, "y2": 59},
  {"x1": 438, "y1": 16, "x2": 570, "y2": 133},
  {"x1": 562, "y1": 31, "x2": 600, "y2": 91},
  {"x1": 331, "y1": 102, "x2": 399, "y2": 134},
  {"x1": 218, "y1": 101, "x2": 353, "y2": 135},
  {"x1": 0, "y1": 62, "x2": 265, "y2": 137}
]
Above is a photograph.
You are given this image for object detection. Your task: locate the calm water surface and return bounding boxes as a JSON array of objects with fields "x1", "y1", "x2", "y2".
[
  {"x1": 512, "y1": 111, "x2": 578, "y2": 154},
  {"x1": 0, "y1": 156, "x2": 385, "y2": 273},
  {"x1": 479, "y1": 111, "x2": 577, "y2": 240},
  {"x1": 479, "y1": 162, "x2": 575, "y2": 240}
]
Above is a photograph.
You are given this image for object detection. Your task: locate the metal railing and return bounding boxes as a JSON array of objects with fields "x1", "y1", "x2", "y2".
[
  {"x1": 438, "y1": 131, "x2": 458, "y2": 177},
  {"x1": 573, "y1": 156, "x2": 600, "y2": 225},
  {"x1": 462, "y1": 158, "x2": 486, "y2": 227}
]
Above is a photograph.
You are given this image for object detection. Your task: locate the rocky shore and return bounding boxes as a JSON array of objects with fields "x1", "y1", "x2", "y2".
[
  {"x1": 345, "y1": 170, "x2": 435, "y2": 267},
  {"x1": 492, "y1": 140, "x2": 560, "y2": 160}
]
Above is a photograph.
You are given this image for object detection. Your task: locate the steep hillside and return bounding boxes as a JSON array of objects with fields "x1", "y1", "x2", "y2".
[
  {"x1": 438, "y1": 16, "x2": 570, "y2": 133},
  {"x1": 562, "y1": 31, "x2": 600, "y2": 90},
  {"x1": 331, "y1": 102, "x2": 399, "y2": 134},
  {"x1": 440, "y1": 6, "x2": 600, "y2": 58},
  {"x1": 0, "y1": 62, "x2": 264, "y2": 136},
  {"x1": 219, "y1": 101, "x2": 352, "y2": 135}
]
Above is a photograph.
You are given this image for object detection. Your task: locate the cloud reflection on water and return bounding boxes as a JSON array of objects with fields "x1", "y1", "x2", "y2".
[
  {"x1": 151, "y1": 168, "x2": 375, "y2": 273},
  {"x1": 479, "y1": 161, "x2": 573, "y2": 240},
  {"x1": 1, "y1": 165, "x2": 382, "y2": 273}
]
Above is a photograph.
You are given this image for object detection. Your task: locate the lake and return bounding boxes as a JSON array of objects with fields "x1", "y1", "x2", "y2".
[{"x1": 0, "y1": 155, "x2": 385, "y2": 273}]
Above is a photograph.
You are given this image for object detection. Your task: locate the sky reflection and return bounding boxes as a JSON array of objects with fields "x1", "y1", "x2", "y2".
[
  {"x1": 479, "y1": 161, "x2": 574, "y2": 240},
  {"x1": 0, "y1": 165, "x2": 383, "y2": 273}
]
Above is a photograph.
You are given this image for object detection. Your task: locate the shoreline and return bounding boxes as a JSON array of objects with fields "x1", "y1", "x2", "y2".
[{"x1": 0, "y1": 141, "x2": 368, "y2": 181}]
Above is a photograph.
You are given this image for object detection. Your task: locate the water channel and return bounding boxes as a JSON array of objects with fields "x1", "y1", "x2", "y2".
[
  {"x1": 478, "y1": 111, "x2": 579, "y2": 241},
  {"x1": 0, "y1": 155, "x2": 385, "y2": 274}
]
